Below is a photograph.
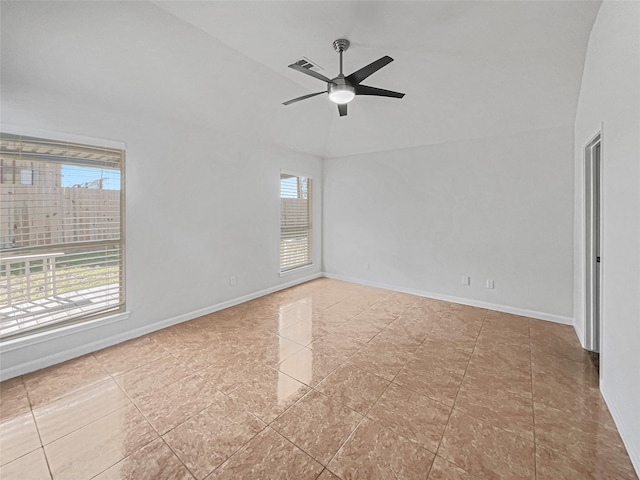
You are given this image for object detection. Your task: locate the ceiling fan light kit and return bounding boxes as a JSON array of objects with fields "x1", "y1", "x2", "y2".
[
  {"x1": 328, "y1": 82, "x2": 355, "y2": 104},
  {"x1": 284, "y1": 38, "x2": 405, "y2": 117}
]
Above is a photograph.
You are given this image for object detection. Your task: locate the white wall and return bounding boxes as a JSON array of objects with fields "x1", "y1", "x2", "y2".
[
  {"x1": 574, "y1": 1, "x2": 640, "y2": 472},
  {"x1": 324, "y1": 126, "x2": 575, "y2": 322},
  {"x1": 0, "y1": 85, "x2": 323, "y2": 379}
]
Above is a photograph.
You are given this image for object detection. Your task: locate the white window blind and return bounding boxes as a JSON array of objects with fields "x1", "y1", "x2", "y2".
[
  {"x1": 0, "y1": 133, "x2": 125, "y2": 339},
  {"x1": 280, "y1": 173, "x2": 312, "y2": 272}
]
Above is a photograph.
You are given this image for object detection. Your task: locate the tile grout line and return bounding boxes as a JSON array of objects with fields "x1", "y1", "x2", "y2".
[
  {"x1": 143, "y1": 370, "x2": 267, "y2": 479},
  {"x1": 529, "y1": 321, "x2": 538, "y2": 480},
  {"x1": 7, "y1": 282, "x2": 628, "y2": 479},
  {"x1": 28, "y1": 409, "x2": 54, "y2": 480},
  {"x1": 440, "y1": 314, "x2": 538, "y2": 478},
  {"x1": 202, "y1": 424, "x2": 269, "y2": 479},
  {"x1": 370, "y1": 304, "x2": 476, "y2": 478},
  {"x1": 135, "y1": 367, "x2": 272, "y2": 480},
  {"x1": 437, "y1": 311, "x2": 536, "y2": 477},
  {"x1": 157, "y1": 436, "x2": 197, "y2": 480},
  {"x1": 432, "y1": 309, "x2": 486, "y2": 472},
  {"x1": 259, "y1": 425, "x2": 331, "y2": 479},
  {"x1": 266, "y1": 401, "x2": 344, "y2": 475},
  {"x1": 321, "y1": 413, "x2": 368, "y2": 475},
  {"x1": 287, "y1": 301, "x2": 421, "y2": 477},
  {"x1": 88, "y1": 353, "x2": 198, "y2": 480},
  {"x1": 326, "y1": 303, "x2": 449, "y2": 477},
  {"x1": 18, "y1": 374, "x2": 54, "y2": 480}
]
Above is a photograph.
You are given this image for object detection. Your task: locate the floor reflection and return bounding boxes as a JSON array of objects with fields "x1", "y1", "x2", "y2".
[{"x1": 279, "y1": 297, "x2": 313, "y2": 385}]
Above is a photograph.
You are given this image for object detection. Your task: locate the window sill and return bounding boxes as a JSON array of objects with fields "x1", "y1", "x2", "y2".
[
  {"x1": 279, "y1": 263, "x2": 315, "y2": 277},
  {"x1": 0, "y1": 311, "x2": 131, "y2": 352}
]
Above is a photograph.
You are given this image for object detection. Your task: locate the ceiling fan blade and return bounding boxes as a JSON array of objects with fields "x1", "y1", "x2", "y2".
[
  {"x1": 345, "y1": 56, "x2": 394, "y2": 85},
  {"x1": 338, "y1": 103, "x2": 347, "y2": 117},
  {"x1": 283, "y1": 91, "x2": 325, "y2": 106},
  {"x1": 355, "y1": 84, "x2": 405, "y2": 98},
  {"x1": 288, "y1": 63, "x2": 335, "y2": 84}
]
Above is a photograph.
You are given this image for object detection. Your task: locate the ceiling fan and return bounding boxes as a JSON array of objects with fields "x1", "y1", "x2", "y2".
[{"x1": 283, "y1": 39, "x2": 405, "y2": 117}]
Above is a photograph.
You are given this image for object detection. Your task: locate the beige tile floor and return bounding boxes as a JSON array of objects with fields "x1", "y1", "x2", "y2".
[{"x1": 0, "y1": 278, "x2": 637, "y2": 479}]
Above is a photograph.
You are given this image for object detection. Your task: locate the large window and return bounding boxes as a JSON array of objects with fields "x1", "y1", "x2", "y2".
[
  {"x1": 280, "y1": 173, "x2": 312, "y2": 272},
  {"x1": 0, "y1": 133, "x2": 125, "y2": 339}
]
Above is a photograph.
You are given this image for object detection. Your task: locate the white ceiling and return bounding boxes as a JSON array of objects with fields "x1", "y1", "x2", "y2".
[{"x1": 1, "y1": 1, "x2": 601, "y2": 158}]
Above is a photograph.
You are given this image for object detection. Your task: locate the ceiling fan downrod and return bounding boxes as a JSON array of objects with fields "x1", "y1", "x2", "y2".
[{"x1": 333, "y1": 39, "x2": 350, "y2": 76}]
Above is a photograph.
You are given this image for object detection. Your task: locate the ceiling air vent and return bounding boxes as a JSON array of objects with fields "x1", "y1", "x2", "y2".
[{"x1": 293, "y1": 57, "x2": 323, "y2": 72}]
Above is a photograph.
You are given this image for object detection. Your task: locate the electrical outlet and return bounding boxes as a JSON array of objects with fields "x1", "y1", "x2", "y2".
[
  {"x1": 229, "y1": 276, "x2": 237, "y2": 286},
  {"x1": 462, "y1": 275, "x2": 470, "y2": 286},
  {"x1": 486, "y1": 279, "x2": 495, "y2": 289}
]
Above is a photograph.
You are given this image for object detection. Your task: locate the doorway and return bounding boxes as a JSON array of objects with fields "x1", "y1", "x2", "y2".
[{"x1": 584, "y1": 133, "x2": 602, "y2": 357}]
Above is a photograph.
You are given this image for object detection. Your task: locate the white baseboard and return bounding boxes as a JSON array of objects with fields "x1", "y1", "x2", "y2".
[
  {"x1": 601, "y1": 386, "x2": 640, "y2": 477},
  {"x1": 573, "y1": 315, "x2": 586, "y2": 348},
  {"x1": 1, "y1": 336, "x2": 119, "y2": 382},
  {"x1": 323, "y1": 272, "x2": 574, "y2": 325},
  {"x1": 0, "y1": 272, "x2": 322, "y2": 380},
  {"x1": 1, "y1": 271, "x2": 575, "y2": 380}
]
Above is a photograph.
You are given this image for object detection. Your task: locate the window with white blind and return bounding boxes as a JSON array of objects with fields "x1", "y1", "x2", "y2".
[
  {"x1": 0, "y1": 133, "x2": 125, "y2": 339},
  {"x1": 280, "y1": 173, "x2": 312, "y2": 272}
]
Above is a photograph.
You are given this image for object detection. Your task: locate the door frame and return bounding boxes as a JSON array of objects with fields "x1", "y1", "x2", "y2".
[{"x1": 584, "y1": 131, "x2": 602, "y2": 353}]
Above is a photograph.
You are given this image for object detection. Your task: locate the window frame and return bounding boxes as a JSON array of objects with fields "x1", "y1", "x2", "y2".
[
  {"x1": 0, "y1": 127, "x2": 126, "y2": 340},
  {"x1": 279, "y1": 170, "x2": 313, "y2": 275}
]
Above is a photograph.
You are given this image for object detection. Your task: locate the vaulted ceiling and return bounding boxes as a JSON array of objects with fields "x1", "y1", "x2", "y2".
[{"x1": 1, "y1": 1, "x2": 601, "y2": 158}]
